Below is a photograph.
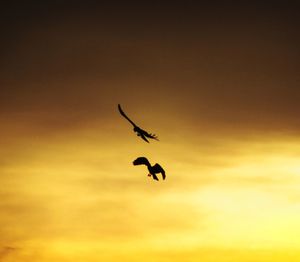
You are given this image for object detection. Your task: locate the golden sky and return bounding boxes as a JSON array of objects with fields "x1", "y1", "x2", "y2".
[{"x1": 1, "y1": 2, "x2": 300, "y2": 261}]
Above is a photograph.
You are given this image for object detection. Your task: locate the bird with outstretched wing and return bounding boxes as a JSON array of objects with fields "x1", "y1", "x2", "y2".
[
  {"x1": 118, "y1": 104, "x2": 159, "y2": 143},
  {"x1": 133, "y1": 157, "x2": 166, "y2": 181}
]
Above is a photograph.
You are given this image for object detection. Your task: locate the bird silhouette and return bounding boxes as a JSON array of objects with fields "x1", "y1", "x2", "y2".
[
  {"x1": 118, "y1": 104, "x2": 159, "y2": 143},
  {"x1": 133, "y1": 157, "x2": 166, "y2": 181}
]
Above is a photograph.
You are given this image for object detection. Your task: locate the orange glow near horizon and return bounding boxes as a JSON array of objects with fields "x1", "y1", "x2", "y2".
[{"x1": 1, "y1": 119, "x2": 300, "y2": 261}]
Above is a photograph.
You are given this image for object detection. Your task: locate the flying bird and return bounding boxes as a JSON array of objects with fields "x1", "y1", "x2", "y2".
[
  {"x1": 133, "y1": 157, "x2": 166, "y2": 181},
  {"x1": 118, "y1": 104, "x2": 159, "y2": 143}
]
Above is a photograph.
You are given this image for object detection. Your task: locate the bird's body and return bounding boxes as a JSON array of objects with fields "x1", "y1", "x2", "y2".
[
  {"x1": 133, "y1": 157, "x2": 166, "y2": 181},
  {"x1": 118, "y1": 104, "x2": 159, "y2": 143}
]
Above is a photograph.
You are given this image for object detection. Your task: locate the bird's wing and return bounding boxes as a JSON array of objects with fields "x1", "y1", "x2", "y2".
[
  {"x1": 140, "y1": 133, "x2": 150, "y2": 143},
  {"x1": 133, "y1": 157, "x2": 151, "y2": 166},
  {"x1": 118, "y1": 104, "x2": 137, "y2": 127},
  {"x1": 140, "y1": 128, "x2": 159, "y2": 140},
  {"x1": 153, "y1": 163, "x2": 166, "y2": 180},
  {"x1": 152, "y1": 173, "x2": 159, "y2": 181}
]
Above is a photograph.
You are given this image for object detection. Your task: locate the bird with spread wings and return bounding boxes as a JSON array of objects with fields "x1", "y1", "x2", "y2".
[
  {"x1": 118, "y1": 104, "x2": 159, "y2": 143},
  {"x1": 133, "y1": 157, "x2": 166, "y2": 181}
]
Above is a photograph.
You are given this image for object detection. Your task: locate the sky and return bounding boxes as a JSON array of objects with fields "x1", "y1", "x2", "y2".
[{"x1": 1, "y1": 2, "x2": 300, "y2": 261}]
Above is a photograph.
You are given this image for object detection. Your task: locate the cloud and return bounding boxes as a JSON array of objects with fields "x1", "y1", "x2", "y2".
[{"x1": 0, "y1": 246, "x2": 17, "y2": 260}]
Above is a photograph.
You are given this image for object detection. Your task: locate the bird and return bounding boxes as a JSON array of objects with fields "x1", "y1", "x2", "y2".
[
  {"x1": 118, "y1": 104, "x2": 159, "y2": 143},
  {"x1": 133, "y1": 157, "x2": 166, "y2": 181}
]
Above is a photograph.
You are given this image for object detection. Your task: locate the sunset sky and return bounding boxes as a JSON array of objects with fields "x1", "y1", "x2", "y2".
[{"x1": 1, "y1": 2, "x2": 300, "y2": 261}]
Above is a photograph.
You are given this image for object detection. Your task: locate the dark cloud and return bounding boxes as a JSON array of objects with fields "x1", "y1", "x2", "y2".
[
  {"x1": 0, "y1": 2, "x2": 299, "y2": 136},
  {"x1": 0, "y1": 246, "x2": 17, "y2": 260}
]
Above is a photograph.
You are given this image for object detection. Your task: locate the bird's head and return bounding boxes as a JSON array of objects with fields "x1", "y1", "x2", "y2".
[{"x1": 133, "y1": 159, "x2": 139, "y2": 165}]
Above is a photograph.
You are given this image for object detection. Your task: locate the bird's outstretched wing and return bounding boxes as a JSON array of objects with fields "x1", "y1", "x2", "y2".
[
  {"x1": 153, "y1": 163, "x2": 166, "y2": 180},
  {"x1": 133, "y1": 157, "x2": 151, "y2": 167},
  {"x1": 118, "y1": 104, "x2": 137, "y2": 127}
]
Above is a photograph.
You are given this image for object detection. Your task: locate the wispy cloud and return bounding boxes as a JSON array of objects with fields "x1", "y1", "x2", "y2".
[{"x1": 0, "y1": 246, "x2": 17, "y2": 260}]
